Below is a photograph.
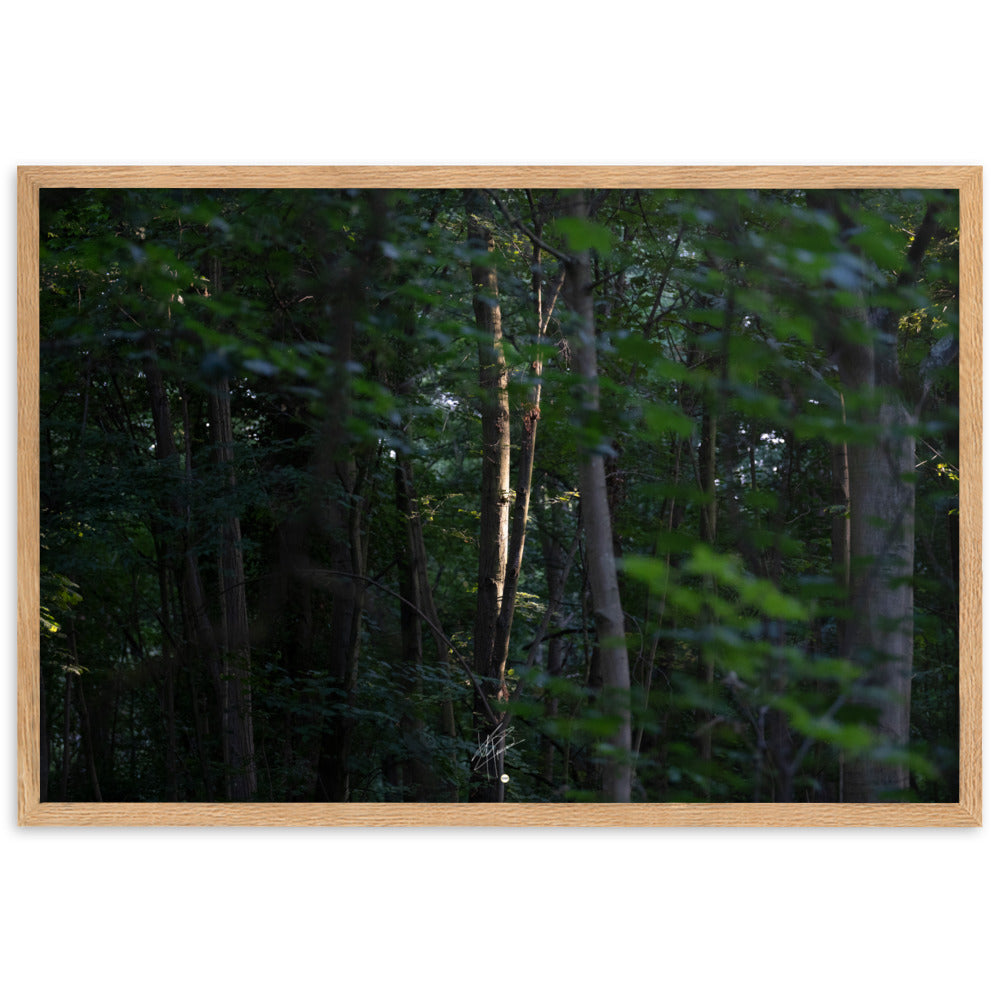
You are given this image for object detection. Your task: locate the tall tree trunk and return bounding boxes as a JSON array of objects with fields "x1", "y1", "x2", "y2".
[
  {"x1": 393, "y1": 457, "x2": 446, "y2": 800},
  {"x1": 538, "y1": 517, "x2": 576, "y2": 788},
  {"x1": 40, "y1": 661, "x2": 49, "y2": 801},
  {"x1": 467, "y1": 211, "x2": 511, "y2": 801},
  {"x1": 208, "y1": 374, "x2": 256, "y2": 801},
  {"x1": 839, "y1": 335, "x2": 915, "y2": 800},
  {"x1": 696, "y1": 401, "x2": 718, "y2": 764},
  {"x1": 66, "y1": 620, "x2": 101, "y2": 800},
  {"x1": 634, "y1": 436, "x2": 683, "y2": 756},
  {"x1": 489, "y1": 253, "x2": 562, "y2": 684},
  {"x1": 395, "y1": 462, "x2": 424, "y2": 668},
  {"x1": 59, "y1": 662, "x2": 72, "y2": 798},
  {"x1": 74, "y1": 678, "x2": 102, "y2": 802},
  {"x1": 152, "y1": 531, "x2": 180, "y2": 800},
  {"x1": 310, "y1": 193, "x2": 389, "y2": 802},
  {"x1": 143, "y1": 350, "x2": 227, "y2": 799},
  {"x1": 311, "y1": 194, "x2": 389, "y2": 801},
  {"x1": 396, "y1": 455, "x2": 460, "y2": 801},
  {"x1": 817, "y1": 194, "x2": 939, "y2": 801},
  {"x1": 831, "y1": 395, "x2": 851, "y2": 656},
  {"x1": 563, "y1": 191, "x2": 632, "y2": 803},
  {"x1": 314, "y1": 451, "x2": 369, "y2": 802}
]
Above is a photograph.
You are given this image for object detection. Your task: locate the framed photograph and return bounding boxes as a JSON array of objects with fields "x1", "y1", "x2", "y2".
[{"x1": 17, "y1": 165, "x2": 982, "y2": 826}]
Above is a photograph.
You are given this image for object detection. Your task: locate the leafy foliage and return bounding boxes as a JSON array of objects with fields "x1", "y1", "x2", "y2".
[{"x1": 39, "y1": 186, "x2": 959, "y2": 802}]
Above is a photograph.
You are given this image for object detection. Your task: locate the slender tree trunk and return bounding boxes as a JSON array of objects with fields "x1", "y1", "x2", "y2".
[
  {"x1": 563, "y1": 191, "x2": 632, "y2": 803},
  {"x1": 396, "y1": 462, "x2": 424, "y2": 667},
  {"x1": 696, "y1": 396, "x2": 719, "y2": 765},
  {"x1": 539, "y1": 522, "x2": 573, "y2": 788},
  {"x1": 40, "y1": 662, "x2": 49, "y2": 801},
  {"x1": 830, "y1": 409, "x2": 851, "y2": 798},
  {"x1": 489, "y1": 253, "x2": 562, "y2": 683},
  {"x1": 695, "y1": 272, "x2": 737, "y2": 774},
  {"x1": 468, "y1": 212, "x2": 511, "y2": 801},
  {"x1": 209, "y1": 374, "x2": 256, "y2": 801},
  {"x1": 312, "y1": 195, "x2": 386, "y2": 802},
  {"x1": 470, "y1": 216, "x2": 511, "y2": 678},
  {"x1": 153, "y1": 531, "x2": 179, "y2": 800},
  {"x1": 74, "y1": 677, "x2": 102, "y2": 802},
  {"x1": 315, "y1": 452, "x2": 369, "y2": 801},
  {"x1": 634, "y1": 437, "x2": 683, "y2": 755},
  {"x1": 393, "y1": 457, "x2": 447, "y2": 800},
  {"x1": 396, "y1": 455, "x2": 460, "y2": 800},
  {"x1": 831, "y1": 395, "x2": 851, "y2": 656},
  {"x1": 698, "y1": 406, "x2": 718, "y2": 546},
  {"x1": 143, "y1": 350, "x2": 228, "y2": 799},
  {"x1": 67, "y1": 621, "x2": 101, "y2": 800},
  {"x1": 59, "y1": 663, "x2": 72, "y2": 798}
]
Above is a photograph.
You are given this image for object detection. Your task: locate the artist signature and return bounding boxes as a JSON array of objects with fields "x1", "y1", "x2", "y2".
[{"x1": 471, "y1": 722, "x2": 522, "y2": 782}]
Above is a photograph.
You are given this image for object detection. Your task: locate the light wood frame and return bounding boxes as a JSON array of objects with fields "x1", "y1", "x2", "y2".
[{"x1": 17, "y1": 166, "x2": 983, "y2": 826}]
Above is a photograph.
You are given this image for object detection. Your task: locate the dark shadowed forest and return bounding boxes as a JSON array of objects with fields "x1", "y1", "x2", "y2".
[{"x1": 38, "y1": 186, "x2": 960, "y2": 803}]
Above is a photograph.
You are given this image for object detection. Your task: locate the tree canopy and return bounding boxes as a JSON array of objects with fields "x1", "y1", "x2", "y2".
[{"x1": 38, "y1": 185, "x2": 960, "y2": 803}]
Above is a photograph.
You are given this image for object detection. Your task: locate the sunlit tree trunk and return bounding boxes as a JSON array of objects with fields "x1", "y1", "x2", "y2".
[
  {"x1": 467, "y1": 211, "x2": 511, "y2": 801},
  {"x1": 490, "y1": 249, "x2": 562, "y2": 684}
]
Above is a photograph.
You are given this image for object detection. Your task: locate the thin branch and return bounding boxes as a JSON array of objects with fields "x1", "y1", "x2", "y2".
[
  {"x1": 485, "y1": 190, "x2": 572, "y2": 265},
  {"x1": 315, "y1": 568, "x2": 499, "y2": 727},
  {"x1": 540, "y1": 267, "x2": 565, "y2": 339}
]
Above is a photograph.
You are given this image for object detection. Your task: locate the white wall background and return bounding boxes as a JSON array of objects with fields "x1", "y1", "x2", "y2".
[{"x1": 3, "y1": 4, "x2": 994, "y2": 996}]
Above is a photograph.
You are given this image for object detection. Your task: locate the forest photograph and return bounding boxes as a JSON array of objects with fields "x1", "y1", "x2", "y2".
[{"x1": 36, "y1": 183, "x2": 961, "y2": 806}]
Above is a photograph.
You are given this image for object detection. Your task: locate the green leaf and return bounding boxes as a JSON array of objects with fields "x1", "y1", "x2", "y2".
[
  {"x1": 622, "y1": 554, "x2": 670, "y2": 590},
  {"x1": 644, "y1": 402, "x2": 695, "y2": 437},
  {"x1": 551, "y1": 216, "x2": 614, "y2": 256}
]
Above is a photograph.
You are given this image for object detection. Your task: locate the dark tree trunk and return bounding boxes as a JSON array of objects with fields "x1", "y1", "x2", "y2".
[
  {"x1": 314, "y1": 454, "x2": 368, "y2": 802},
  {"x1": 539, "y1": 524, "x2": 572, "y2": 788},
  {"x1": 209, "y1": 374, "x2": 256, "y2": 801},
  {"x1": 312, "y1": 194, "x2": 388, "y2": 802},
  {"x1": 396, "y1": 456, "x2": 461, "y2": 799},
  {"x1": 152, "y1": 531, "x2": 180, "y2": 801},
  {"x1": 39, "y1": 662, "x2": 49, "y2": 801},
  {"x1": 392, "y1": 457, "x2": 447, "y2": 801},
  {"x1": 143, "y1": 350, "x2": 228, "y2": 800}
]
